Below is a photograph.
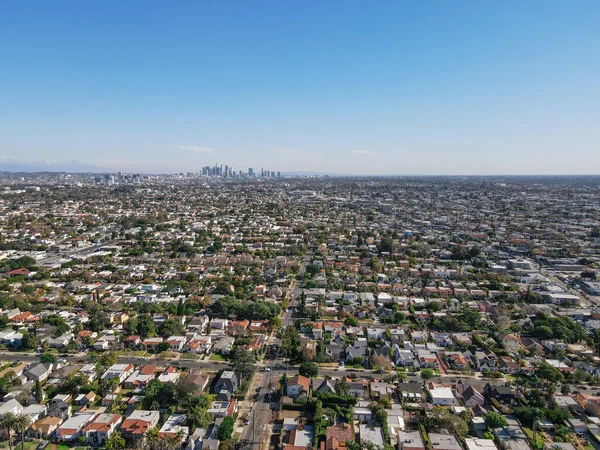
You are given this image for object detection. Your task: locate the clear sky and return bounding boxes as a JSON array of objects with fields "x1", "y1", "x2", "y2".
[{"x1": 1, "y1": 1, "x2": 599, "y2": 175}]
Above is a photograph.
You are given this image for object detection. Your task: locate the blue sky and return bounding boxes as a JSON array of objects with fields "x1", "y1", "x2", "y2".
[{"x1": 1, "y1": 1, "x2": 599, "y2": 174}]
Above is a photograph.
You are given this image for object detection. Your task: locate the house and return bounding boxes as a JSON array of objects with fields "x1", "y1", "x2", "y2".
[
  {"x1": 93, "y1": 334, "x2": 120, "y2": 351},
  {"x1": 359, "y1": 424, "x2": 384, "y2": 448},
  {"x1": 0, "y1": 363, "x2": 27, "y2": 379},
  {"x1": 446, "y1": 352, "x2": 470, "y2": 370},
  {"x1": 370, "y1": 382, "x2": 394, "y2": 400},
  {"x1": 494, "y1": 426, "x2": 529, "y2": 450},
  {"x1": 485, "y1": 385, "x2": 514, "y2": 402},
  {"x1": 432, "y1": 333, "x2": 452, "y2": 347},
  {"x1": 553, "y1": 395, "x2": 581, "y2": 412},
  {"x1": 185, "y1": 337, "x2": 212, "y2": 354},
  {"x1": 348, "y1": 381, "x2": 369, "y2": 399},
  {"x1": 22, "y1": 404, "x2": 47, "y2": 423},
  {"x1": 286, "y1": 375, "x2": 310, "y2": 398},
  {"x1": 210, "y1": 318, "x2": 229, "y2": 330},
  {"x1": 55, "y1": 412, "x2": 97, "y2": 441},
  {"x1": 213, "y1": 371, "x2": 239, "y2": 394},
  {"x1": 346, "y1": 343, "x2": 367, "y2": 361},
  {"x1": 84, "y1": 413, "x2": 122, "y2": 445},
  {"x1": 429, "y1": 386, "x2": 457, "y2": 406},
  {"x1": 565, "y1": 419, "x2": 587, "y2": 433},
  {"x1": 398, "y1": 430, "x2": 426, "y2": 450},
  {"x1": 185, "y1": 369, "x2": 211, "y2": 392},
  {"x1": 351, "y1": 400, "x2": 372, "y2": 422},
  {"x1": 366, "y1": 327, "x2": 385, "y2": 340},
  {"x1": 461, "y1": 386, "x2": 485, "y2": 407},
  {"x1": 543, "y1": 444, "x2": 575, "y2": 450},
  {"x1": 212, "y1": 336, "x2": 235, "y2": 355},
  {"x1": 158, "y1": 366, "x2": 181, "y2": 383},
  {"x1": 324, "y1": 423, "x2": 353, "y2": 450},
  {"x1": 101, "y1": 364, "x2": 135, "y2": 384},
  {"x1": 74, "y1": 391, "x2": 96, "y2": 406},
  {"x1": 187, "y1": 315, "x2": 209, "y2": 333},
  {"x1": 474, "y1": 352, "x2": 497, "y2": 373},
  {"x1": 141, "y1": 337, "x2": 164, "y2": 351},
  {"x1": 159, "y1": 414, "x2": 189, "y2": 441},
  {"x1": 394, "y1": 348, "x2": 416, "y2": 367},
  {"x1": 498, "y1": 356, "x2": 521, "y2": 374},
  {"x1": 464, "y1": 438, "x2": 498, "y2": 450},
  {"x1": 498, "y1": 333, "x2": 522, "y2": 354},
  {"x1": 397, "y1": 383, "x2": 422, "y2": 402},
  {"x1": 119, "y1": 410, "x2": 160, "y2": 441},
  {"x1": 24, "y1": 363, "x2": 53, "y2": 383},
  {"x1": 283, "y1": 425, "x2": 314, "y2": 450},
  {"x1": 166, "y1": 336, "x2": 186, "y2": 351},
  {"x1": 0, "y1": 399, "x2": 23, "y2": 415},
  {"x1": 28, "y1": 416, "x2": 63, "y2": 439},
  {"x1": 125, "y1": 335, "x2": 141, "y2": 348},
  {"x1": 124, "y1": 365, "x2": 160, "y2": 389},
  {"x1": 207, "y1": 400, "x2": 237, "y2": 418},
  {"x1": 47, "y1": 401, "x2": 71, "y2": 420},
  {"x1": 411, "y1": 331, "x2": 427, "y2": 343},
  {"x1": 314, "y1": 379, "x2": 336, "y2": 395},
  {"x1": 429, "y1": 433, "x2": 462, "y2": 450}
]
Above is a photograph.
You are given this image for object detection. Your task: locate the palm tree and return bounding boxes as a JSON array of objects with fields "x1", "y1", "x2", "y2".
[
  {"x1": 0, "y1": 412, "x2": 17, "y2": 450},
  {"x1": 530, "y1": 408, "x2": 544, "y2": 444},
  {"x1": 13, "y1": 414, "x2": 31, "y2": 450}
]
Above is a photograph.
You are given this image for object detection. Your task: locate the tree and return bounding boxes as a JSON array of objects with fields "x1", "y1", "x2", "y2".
[
  {"x1": 229, "y1": 347, "x2": 256, "y2": 379},
  {"x1": 344, "y1": 317, "x2": 359, "y2": 327},
  {"x1": 371, "y1": 355, "x2": 392, "y2": 373},
  {"x1": 137, "y1": 315, "x2": 157, "y2": 338},
  {"x1": 157, "y1": 342, "x2": 170, "y2": 353},
  {"x1": 20, "y1": 332, "x2": 38, "y2": 350},
  {"x1": 424, "y1": 407, "x2": 468, "y2": 438},
  {"x1": 100, "y1": 377, "x2": 119, "y2": 396},
  {"x1": 188, "y1": 408, "x2": 214, "y2": 429},
  {"x1": 13, "y1": 414, "x2": 31, "y2": 450},
  {"x1": 105, "y1": 431, "x2": 126, "y2": 450},
  {"x1": 40, "y1": 353, "x2": 57, "y2": 364},
  {"x1": 0, "y1": 412, "x2": 16, "y2": 450},
  {"x1": 554, "y1": 425, "x2": 572, "y2": 441},
  {"x1": 485, "y1": 412, "x2": 507, "y2": 429},
  {"x1": 420, "y1": 368, "x2": 434, "y2": 380},
  {"x1": 269, "y1": 317, "x2": 282, "y2": 331},
  {"x1": 299, "y1": 362, "x2": 319, "y2": 378},
  {"x1": 281, "y1": 327, "x2": 301, "y2": 360},
  {"x1": 34, "y1": 380, "x2": 44, "y2": 404},
  {"x1": 218, "y1": 441, "x2": 235, "y2": 450},
  {"x1": 334, "y1": 378, "x2": 350, "y2": 396},
  {"x1": 176, "y1": 298, "x2": 185, "y2": 316},
  {"x1": 100, "y1": 351, "x2": 118, "y2": 367},
  {"x1": 299, "y1": 346, "x2": 316, "y2": 363},
  {"x1": 217, "y1": 416, "x2": 234, "y2": 441},
  {"x1": 378, "y1": 236, "x2": 394, "y2": 254},
  {"x1": 161, "y1": 319, "x2": 186, "y2": 337},
  {"x1": 536, "y1": 362, "x2": 564, "y2": 384}
]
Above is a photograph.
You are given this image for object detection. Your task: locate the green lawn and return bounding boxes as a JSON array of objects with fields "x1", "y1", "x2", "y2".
[
  {"x1": 522, "y1": 427, "x2": 544, "y2": 450},
  {"x1": 209, "y1": 353, "x2": 225, "y2": 361},
  {"x1": 0, "y1": 441, "x2": 39, "y2": 450},
  {"x1": 22, "y1": 442, "x2": 42, "y2": 450}
]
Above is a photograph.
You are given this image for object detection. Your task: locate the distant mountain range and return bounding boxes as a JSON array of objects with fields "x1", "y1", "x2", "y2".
[{"x1": 0, "y1": 157, "x2": 112, "y2": 173}]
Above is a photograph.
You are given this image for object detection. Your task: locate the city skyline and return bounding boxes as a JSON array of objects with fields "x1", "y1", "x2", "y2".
[{"x1": 1, "y1": 1, "x2": 599, "y2": 175}]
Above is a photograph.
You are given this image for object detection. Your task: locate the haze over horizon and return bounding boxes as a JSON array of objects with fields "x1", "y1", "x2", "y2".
[{"x1": 1, "y1": 1, "x2": 599, "y2": 175}]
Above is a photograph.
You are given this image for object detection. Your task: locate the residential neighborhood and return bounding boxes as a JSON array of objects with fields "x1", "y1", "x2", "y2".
[{"x1": 0, "y1": 174, "x2": 599, "y2": 450}]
